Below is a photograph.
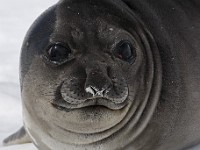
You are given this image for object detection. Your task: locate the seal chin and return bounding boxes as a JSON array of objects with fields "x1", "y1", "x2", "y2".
[{"x1": 51, "y1": 97, "x2": 128, "y2": 111}]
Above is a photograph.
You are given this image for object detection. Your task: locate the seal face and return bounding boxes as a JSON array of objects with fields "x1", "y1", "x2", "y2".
[{"x1": 19, "y1": 0, "x2": 161, "y2": 149}]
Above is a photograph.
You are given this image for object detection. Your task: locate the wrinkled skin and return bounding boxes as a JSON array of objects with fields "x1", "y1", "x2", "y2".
[{"x1": 18, "y1": 0, "x2": 200, "y2": 150}]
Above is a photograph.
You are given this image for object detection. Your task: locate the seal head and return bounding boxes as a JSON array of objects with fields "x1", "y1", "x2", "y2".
[{"x1": 19, "y1": 0, "x2": 161, "y2": 149}]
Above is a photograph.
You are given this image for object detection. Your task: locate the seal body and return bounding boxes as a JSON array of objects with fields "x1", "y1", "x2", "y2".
[{"x1": 3, "y1": 0, "x2": 200, "y2": 150}]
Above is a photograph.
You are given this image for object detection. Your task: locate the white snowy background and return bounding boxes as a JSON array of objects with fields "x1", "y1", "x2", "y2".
[{"x1": 0, "y1": 0, "x2": 58, "y2": 149}]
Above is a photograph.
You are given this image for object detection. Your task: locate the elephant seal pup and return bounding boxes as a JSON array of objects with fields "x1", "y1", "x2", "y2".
[
  {"x1": 3, "y1": 0, "x2": 161, "y2": 149},
  {"x1": 4, "y1": 0, "x2": 200, "y2": 150}
]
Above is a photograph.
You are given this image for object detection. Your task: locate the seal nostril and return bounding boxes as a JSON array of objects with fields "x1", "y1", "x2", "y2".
[
  {"x1": 85, "y1": 86, "x2": 109, "y2": 97},
  {"x1": 85, "y1": 86, "x2": 97, "y2": 96},
  {"x1": 90, "y1": 86, "x2": 97, "y2": 94}
]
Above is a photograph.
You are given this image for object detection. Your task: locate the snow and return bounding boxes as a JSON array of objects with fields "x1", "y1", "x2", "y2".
[{"x1": 0, "y1": 0, "x2": 58, "y2": 149}]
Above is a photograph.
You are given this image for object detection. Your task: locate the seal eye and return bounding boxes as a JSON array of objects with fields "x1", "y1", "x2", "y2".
[
  {"x1": 115, "y1": 41, "x2": 136, "y2": 64},
  {"x1": 46, "y1": 43, "x2": 72, "y2": 64}
]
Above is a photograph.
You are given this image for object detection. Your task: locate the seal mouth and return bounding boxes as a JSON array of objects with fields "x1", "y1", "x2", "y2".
[
  {"x1": 51, "y1": 80, "x2": 129, "y2": 111},
  {"x1": 51, "y1": 97, "x2": 128, "y2": 111}
]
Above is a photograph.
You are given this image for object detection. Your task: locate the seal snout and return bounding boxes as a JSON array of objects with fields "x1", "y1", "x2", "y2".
[
  {"x1": 52, "y1": 65, "x2": 129, "y2": 111},
  {"x1": 84, "y1": 66, "x2": 112, "y2": 98}
]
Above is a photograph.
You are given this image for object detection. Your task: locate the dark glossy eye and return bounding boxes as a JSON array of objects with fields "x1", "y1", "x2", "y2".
[
  {"x1": 114, "y1": 41, "x2": 136, "y2": 64},
  {"x1": 46, "y1": 43, "x2": 72, "y2": 64}
]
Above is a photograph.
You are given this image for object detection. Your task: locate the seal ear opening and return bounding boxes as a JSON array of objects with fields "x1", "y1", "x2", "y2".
[{"x1": 3, "y1": 126, "x2": 31, "y2": 146}]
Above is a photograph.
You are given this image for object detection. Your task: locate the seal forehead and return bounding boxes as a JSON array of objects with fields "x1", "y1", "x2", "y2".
[
  {"x1": 56, "y1": 0, "x2": 98, "y2": 27},
  {"x1": 56, "y1": 0, "x2": 120, "y2": 31},
  {"x1": 52, "y1": 0, "x2": 125, "y2": 49}
]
